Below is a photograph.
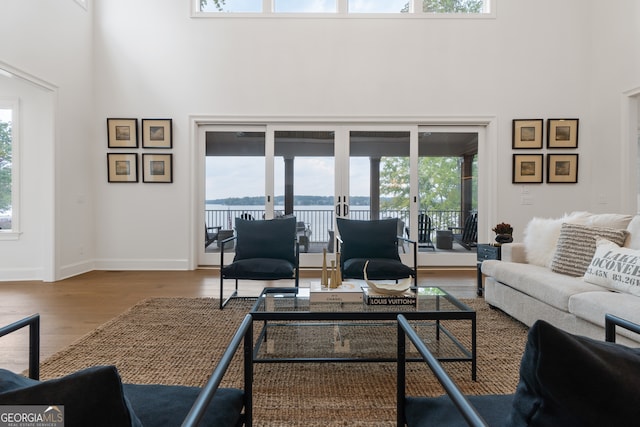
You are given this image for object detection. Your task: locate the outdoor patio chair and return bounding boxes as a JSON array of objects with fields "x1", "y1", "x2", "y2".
[
  {"x1": 448, "y1": 212, "x2": 477, "y2": 250},
  {"x1": 205, "y1": 224, "x2": 221, "y2": 248},
  {"x1": 397, "y1": 313, "x2": 640, "y2": 426},
  {"x1": 418, "y1": 213, "x2": 435, "y2": 251},
  {"x1": 219, "y1": 216, "x2": 299, "y2": 309},
  {"x1": 336, "y1": 218, "x2": 417, "y2": 286}
]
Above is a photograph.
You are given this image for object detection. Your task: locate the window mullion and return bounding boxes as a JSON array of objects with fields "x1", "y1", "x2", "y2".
[{"x1": 263, "y1": 0, "x2": 272, "y2": 14}]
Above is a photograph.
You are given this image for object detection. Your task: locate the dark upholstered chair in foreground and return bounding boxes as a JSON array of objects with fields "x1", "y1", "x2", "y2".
[
  {"x1": 0, "y1": 313, "x2": 254, "y2": 427},
  {"x1": 220, "y1": 216, "x2": 299, "y2": 309},
  {"x1": 397, "y1": 313, "x2": 640, "y2": 427},
  {"x1": 336, "y1": 218, "x2": 417, "y2": 286}
]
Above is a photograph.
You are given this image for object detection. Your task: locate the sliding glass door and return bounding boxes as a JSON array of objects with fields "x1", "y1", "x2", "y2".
[{"x1": 198, "y1": 122, "x2": 481, "y2": 268}]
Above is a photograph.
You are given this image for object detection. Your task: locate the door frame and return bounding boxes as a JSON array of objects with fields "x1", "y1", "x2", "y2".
[{"x1": 190, "y1": 115, "x2": 498, "y2": 269}]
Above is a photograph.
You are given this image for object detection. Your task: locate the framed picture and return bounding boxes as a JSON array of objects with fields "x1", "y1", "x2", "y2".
[
  {"x1": 547, "y1": 118, "x2": 579, "y2": 148},
  {"x1": 107, "y1": 153, "x2": 138, "y2": 183},
  {"x1": 142, "y1": 153, "x2": 173, "y2": 183},
  {"x1": 512, "y1": 119, "x2": 543, "y2": 149},
  {"x1": 512, "y1": 154, "x2": 543, "y2": 183},
  {"x1": 142, "y1": 119, "x2": 172, "y2": 148},
  {"x1": 547, "y1": 154, "x2": 578, "y2": 183},
  {"x1": 107, "y1": 118, "x2": 138, "y2": 148}
]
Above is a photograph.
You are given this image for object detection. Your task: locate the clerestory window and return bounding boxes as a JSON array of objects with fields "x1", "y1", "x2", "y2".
[{"x1": 196, "y1": 0, "x2": 493, "y2": 16}]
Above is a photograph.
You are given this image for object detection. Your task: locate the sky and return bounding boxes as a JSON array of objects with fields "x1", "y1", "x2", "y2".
[
  {"x1": 0, "y1": 109, "x2": 10, "y2": 123},
  {"x1": 206, "y1": 156, "x2": 371, "y2": 199},
  {"x1": 201, "y1": 0, "x2": 409, "y2": 13}
]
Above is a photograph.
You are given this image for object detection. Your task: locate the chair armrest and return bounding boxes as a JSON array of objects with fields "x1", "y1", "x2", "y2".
[
  {"x1": 0, "y1": 314, "x2": 40, "y2": 380},
  {"x1": 605, "y1": 314, "x2": 640, "y2": 343},
  {"x1": 181, "y1": 314, "x2": 253, "y2": 427},
  {"x1": 397, "y1": 314, "x2": 487, "y2": 427},
  {"x1": 500, "y1": 243, "x2": 527, "y2": 263}
]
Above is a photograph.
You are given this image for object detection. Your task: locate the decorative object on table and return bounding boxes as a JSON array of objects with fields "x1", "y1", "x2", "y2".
[
  {"x1": 329, "y1": 260, "x2": 337, "y2": 289},
  {"x1": 309, "y1": 281, "x2": 363, "y2": 303},
  {"x1": 335, "y1": 252, "x2": 342, "y2": 287},
  {"x1": 362, "y1": 286, "x2": 416, "y2": 306},
  {"x1": 547, "y1": 118, "x2": 579, "y2": 148},
  {"x1": 362, "y1": 260, "x2": 412, "y2": 295},
  {"x1": 512, "y1": 154, "x2": 543, "y2": 183},
  {"x1": 142, "y1": 153, "x2": 172, "y2": 183},
  {"x1": 321, "y1": 248, "x2": 328, "y2": 287},
  {"x1": 107, "y1": 153, "x2": 138, "y2": 183},
  {"x1": 492, "y1": 222, "x2": 513, "y2": 244},
  {"x1": 107, "y1": 118, "x2": 138, "y2": 148},
  {"x1": 547, "y1": 153, "x2": 579, "y2": 183},
  {"x1": 142, "y1": 118, "x2": 173, "y2": 148},
  {"x1": 512, "y1": 119, "x2": 543, "y2": 149}
]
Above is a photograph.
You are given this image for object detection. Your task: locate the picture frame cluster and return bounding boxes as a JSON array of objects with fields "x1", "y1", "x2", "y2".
[
  {"x1": 512, "y1": 118, "x2": 579, "y2": 184},
  {"x1": 106, "y1": 118, "x2": 173, "y2": 183}
]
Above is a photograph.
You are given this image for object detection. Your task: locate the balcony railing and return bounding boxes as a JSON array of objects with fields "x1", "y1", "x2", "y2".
[{"x1": 205, "y1": 208, "x2": 464, "y2": 247}]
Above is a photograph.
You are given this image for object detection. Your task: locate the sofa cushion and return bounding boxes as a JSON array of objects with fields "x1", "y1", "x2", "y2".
[
  {"x1": 550, "y1": 223, "x2": 628, "y2": 277},
  {"x1": 569, "y1": 291, "x2": 640, "y2": 341},
  {"x1": 506, "y1": 320, "x2": 640, "y2": 427},
  {"x1": 583, "y1": 239, "x2": 640, "y2": 296},
  {"x1": 0, "y1": 366, "x2": 142, "y2": 427},
  {"x1": 481, "y1": 260, "x2": 603, "y2": 311},
  {"x1": 124, "y1": 383, "x2": 244, "y2": 427},
  {"x1": 233, "y1": 217, "x2": 296, "y2": 264},
  {"x1": 584, "y1": 213, "x2": 633, "y2": 230}
]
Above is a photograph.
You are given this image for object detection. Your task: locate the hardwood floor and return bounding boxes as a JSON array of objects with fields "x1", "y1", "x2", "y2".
[{"x1": 0, "y1": 268, "x2": 477, "y2": 373}]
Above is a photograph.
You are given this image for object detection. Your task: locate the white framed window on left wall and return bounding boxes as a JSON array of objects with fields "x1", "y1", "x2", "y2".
[{"x1": 0, "y1": 97, "x2": 19, "y2": 239}]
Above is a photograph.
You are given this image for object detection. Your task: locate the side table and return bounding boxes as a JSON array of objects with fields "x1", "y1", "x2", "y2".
[{"x1": 476, "y1": 243, "x2": 501, "y2": 296}]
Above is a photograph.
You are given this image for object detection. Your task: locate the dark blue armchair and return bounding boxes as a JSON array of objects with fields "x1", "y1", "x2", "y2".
[
  {"x1": 220, "y1": 216, "x2": 299, "y2": 309},
  {"x1": 336, "y1": 218, "x2": 417, "y2": 286},
  {"x1": 397, "y1": 313, "x2": 640, "y2": 426},
  {"x1": 0, "y1": 314, "x2": 254, "y2": 427}
]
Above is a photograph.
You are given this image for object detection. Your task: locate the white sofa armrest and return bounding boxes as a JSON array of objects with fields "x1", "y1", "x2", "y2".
[{"x1": 501, "y1": 242, "x2": 527, "y2": 263}]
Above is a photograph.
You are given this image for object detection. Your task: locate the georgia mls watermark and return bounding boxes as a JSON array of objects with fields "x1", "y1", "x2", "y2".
[{"x1": 0, "y1": 405, "x2": 64, "y2": 427}]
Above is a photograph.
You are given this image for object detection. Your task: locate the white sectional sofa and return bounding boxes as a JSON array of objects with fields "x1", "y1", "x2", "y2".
[{"x1": 481, "y1": 212, "x2": 640, "y2": 345}]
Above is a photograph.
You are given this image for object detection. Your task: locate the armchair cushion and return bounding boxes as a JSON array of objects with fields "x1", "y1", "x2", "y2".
[
  {"x1": 221, "y1": 258, "x2": 296, "y2": 279},
  {"x1": 124, "y1": 383, "x2": 244, "y2": 427},
  {"x1": 406, "y1": 394, "x2": 514, "y2": 427},
  {"x1": 233, "y1": 217, "x2": 297, "y2": 264},
  {"x1": 343, "y1": 258, "x2": 413, "y2": 280},
  {"x1": 337, "y1": 218, "x2": 400, "y2": 262},
  {"x1": 0, "y1": 365, "x2": 142, "y2": 427},
  {"x1": 506, "y1": 320, "x2": 640, "y2": 426}
]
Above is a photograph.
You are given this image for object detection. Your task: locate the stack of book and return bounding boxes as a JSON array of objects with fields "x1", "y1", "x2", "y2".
[
  {"x1": 309, "y1": 281, "x2": 363, "y2": 303},
  {"x1": 362, "y1": 287, "x2": 416, "y2": 306}
]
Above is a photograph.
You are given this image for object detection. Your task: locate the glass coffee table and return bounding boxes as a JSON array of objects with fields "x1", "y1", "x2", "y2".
[{"x1": 249, "y1": 285, "x2": 477, "y2": 380}]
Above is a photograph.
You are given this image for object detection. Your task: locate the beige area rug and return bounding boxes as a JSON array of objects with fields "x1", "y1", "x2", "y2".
[{"x1": 39, "y1": 297, "x2": 528, "y2": 426}]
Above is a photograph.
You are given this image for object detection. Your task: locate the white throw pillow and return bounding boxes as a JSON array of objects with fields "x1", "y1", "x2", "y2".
[
  {"x1": 584, "y1": 239, "x2": 640, "y2": 296},
  {"x1": 523, "y1": 211, "x2": 591, "y2": 268},
  {"x1": 625, "y1": 215, "x2": 640, "y2": 249}
]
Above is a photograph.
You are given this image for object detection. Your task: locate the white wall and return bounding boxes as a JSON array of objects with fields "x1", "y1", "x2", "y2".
[
  {"x1": 0, "y1": 0, "x2": 93, "y2": 280},
  {"x1": 1, "y1": 0, "x2": 639, "y2": 279},
  {"x1": 94, "y1": 0, "x2": 631, "y2": 265}
]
